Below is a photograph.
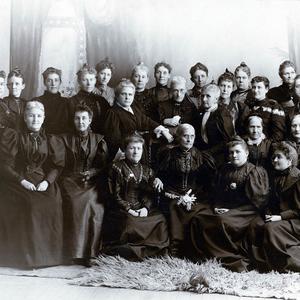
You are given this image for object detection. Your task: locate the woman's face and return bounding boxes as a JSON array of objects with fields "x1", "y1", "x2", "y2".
[
  {"x1": 171, "y1": 81, "x2": 186, "y2": 103},
  {"x1": 97, "y1": 68, "x2": 112, "y2": 86},
  {"x1": 294, "y1": 78, "x2": 300, "y2": 98},
  {"x1": 228, "y1": 144, "x2": 248, "y2": 167},
  {"x1": 281, "y1": 66, "x2": 296, "y2": 86},
  {"x1": 291, "y1": 116, "x2": 300, "y2": 142},
  {"x1": 192, "y1": 69, "x2": 208, "y2": 88},
  {"x1": 132, "y1": 69, "x2": 149, "y2": 92},
  {"x1": 74, "y1": 111, "x2": 92, "y2": 132},
  {"x1": 219, "y1": 80, "x2": 233, "y2": 100},
  {"x1": 178, "y1": 127, "x2": 195, "y2": 150},
  {"x1": 0, "y1": 77, "x2": 6, "y2": 98},
  {"x1": 155, "y1": 66, "x2": 170, "y2": 86},
  {"x1": 7, "y1": 75, "x2": 25, "y2": 98},
  {"x1": 79, "y1": 73, "x2": 96, "y2": 93},
  {"x1": 235, "y1": 70, "x2": 249, "y2": 90},
  {"x1": 24, "y1": 107, "x2": 45, "y2": 132},
  {"x1": 117, "y1": 86, "x2": 135, "y2": 108},
  {"x1": 272, "y1": 150, "x2": 292, "y2": 171},
  {"x1": 44, "y1": 73, "x2": 61, "y2": 94},
  {"x1": 248, "y1": 117, "x2": 263, "y2": 140},
  {"x1": 125, "y1": 141, "x2": 143, "y2": 164}
]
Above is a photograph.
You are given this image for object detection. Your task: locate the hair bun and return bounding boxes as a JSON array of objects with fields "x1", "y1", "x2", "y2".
[{"x1": 240, "y1": 62, "x2": 248, "y2": 67}]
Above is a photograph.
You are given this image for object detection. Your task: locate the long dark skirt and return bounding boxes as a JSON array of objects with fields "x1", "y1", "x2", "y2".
[
  {"x1": 249, "y1": 218, "x2": 300, "y2": 272},
  {"x1": 61, "y1": 177, "x2": 104, "y2": 260},
  {"x1": 0, "y1": 179, "x2": 63, "y2": 268},
  {"x1": 191, "y1": 204, "x2": 258, "y2": 272},
  {"x1": 102, "y1": 209, "x2": 169, "y2": 260}
]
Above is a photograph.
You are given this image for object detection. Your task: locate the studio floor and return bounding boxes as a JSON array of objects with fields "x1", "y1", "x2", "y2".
[{"x1": 0, "y1": 273, "x2": 271, "y2": 300}]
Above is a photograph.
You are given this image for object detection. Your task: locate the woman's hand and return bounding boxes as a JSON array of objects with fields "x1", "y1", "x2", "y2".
[
  {"x1": 153, "y1": 177, "x2": 163, "y2": 192},
  {"x1": 128, "y1": 209, "x2": 139, "y2": 217},
  {"x1": 214, "y1": 208, "x2": 229, "y2": 214},
  {"x1": 36, "y1": 180, "x2": 49, "y2": 192},
  {"x1": 136, "y1": 207, "x2": 148, "y2": 217},
  {"x1": 265, "y1": 215, "x2": 282, "y2": 222},
  {"x1": 163, "y1": 116, "x2": 180, "y2": 127},
  {"x1": 20, "y1": 179, "x2": 36, "y2": 191}
]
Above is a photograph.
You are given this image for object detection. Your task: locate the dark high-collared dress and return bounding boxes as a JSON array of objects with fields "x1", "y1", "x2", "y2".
[
  {"x1": 60, "y1": 131, "x2": 109, "y2": 261},
  {"x1": 248, "y1": 166, "x2": 300, "y2": 272},
  {"x1": 102, "y1": 159, "x2": 169, "y2": 260},
  {"x1": 148, "y1": 84, "x2": 170, "y2": 105},
  {"x1": 190, "y1": 162, "x2": 269, "y2": 272},
  {"x1": 231, "y1": 88, "x2": 252, "y2": 104},
  {"x1": 0, "y1": 96, "x2": 27, "y2": 131},
  {"x1": 37, "y1": 91, "x2": 70, "y2": 134},
  {"x1": 0, "y1": 128, "x2": 64, "y2": 268},
  {"x1": 157, "y1": 146, "x2": 216, "y2": 257},
  {"x1": 68, "y1": 90, "x2": 109, "y2": 135}
]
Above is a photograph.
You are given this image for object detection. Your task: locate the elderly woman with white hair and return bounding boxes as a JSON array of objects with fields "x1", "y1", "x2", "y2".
[
  {"x1": 157, "y1": 123, "x2": 216, "y2": 257},
  {"x1": 158, "y1": 76, "x2": 198, "y2": 135},
  {"x1": 0, "y1": 101, "x2": 64, "y2": 268}
]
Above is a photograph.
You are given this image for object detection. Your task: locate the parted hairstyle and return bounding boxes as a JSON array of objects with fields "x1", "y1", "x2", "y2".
[
  {"x1": 279, "y1": 60, "x2": 296, "y2": 78},
  {"x1": 74, "y1": 104, "x2": 93, "y2": 120},
  {"x1": 251, "y1": 76, "x2": 270, "y2": 89},
  {"x1": 189, "y1": 62, "x2": 208, "y2": 77},
  {"x1": 115, "y1": 78, "x2": 135, "y2": 97},
  {"x1": 42, "y1": 67, "x2": 62, "y2": 82},
  {"x1": 272, "y1": 141, "x2": 298, "y2": 167},
  {"x1": 124, "y1": 132, "x2": 145, "y2": 149},
  {"x1": 131, "y1": 62, "x2": 149, "y2": 77},
  {"x1": 76, "y1": 63, "x2": 97, "y2": 81},
  {"x1": 8, "y1": 67, "x2": 25, "y2": 83},
  {"x1": 217, "y1": 68, "x2": 235, "y2": 86},
  {"x1": 95, "y1": 58, "x2": 115, "y2": 74},
  {"x1": 226, "y1": 135, "x2": 249, "y2": 153},
  {"x1": 24, "y1": 101, "x2": 45, "y2": 117},
  {"x1": 154, "y1": 61, "x2": 172, "y2": 74},
  {"x1": 234, "y1": 62, "x2": 251, "y2": 78},
  {"x1": 201, "y1": 83, "x2": 221, "y2": 98},
  {"x1": 170, "y1": 76, "x2": 186, "y2": 89}
]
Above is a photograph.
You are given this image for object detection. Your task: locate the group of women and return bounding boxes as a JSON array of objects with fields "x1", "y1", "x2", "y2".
[{"x1": 0, "y1": 58, "x2": 299, "y2": 273}]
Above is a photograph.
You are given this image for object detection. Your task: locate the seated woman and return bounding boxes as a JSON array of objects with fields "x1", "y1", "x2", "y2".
[
  {"x1": 0, "y1": 101, "x2": 64, "y2": 268},
  {"x1": 157, "y1": 124, "x2": 216, "y2": 257},
  {"x1": 102, "y1": 133, "x2": 169, "y2": 260},
  {"x1": 93, "y1": 58, "x2": 115, "y2": 106},
  {"x1": 248, "y1": 142, "x2": 300, "y2": 272},
  {"x1": 190, "y1": 136, "x2": 269, "y2": 272},
  {"x1": 244, "y1": 114, "x2": 272, "y2": 169},
  {"x1": 2, "y1": 68, "x2": 27, "y2": 131},
  {"x1": 187, "y1": 62, "x2": 209, "y2": 109},
  {"x1": 231, "y1": 62, "x2": 252, "y2": 104},
  {"x1": 60, "y1": 104, "x2": 109, "y2": 266},
  {"x1": 131, "y1": 62, "x2": 159, "y2": 122},
  {"x1": 104, "y1": 79, "x2": 173, "y2": 162},
  {"x1": 68, "y1": 64, "x2": 109, "y2": 135},
  {"x1": 36, "y1": 67, "x2": 69, "y2": 134},
  {"x1": 268, "y1": 60, "x2": 296, "y2": 117}
]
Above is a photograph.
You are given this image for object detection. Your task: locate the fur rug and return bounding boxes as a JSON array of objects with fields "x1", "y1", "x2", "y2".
[{"x1": 72, "y1": 255, "x2": 300, "y2": 300}]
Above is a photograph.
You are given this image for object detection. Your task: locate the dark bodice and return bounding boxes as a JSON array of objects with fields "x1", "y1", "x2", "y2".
[
  {"x1": 148, "y1": 84, "x2": 170, "y2": 105},
  {"x1": 247, "y1": 138, "x2": 272, "y2": 169}
]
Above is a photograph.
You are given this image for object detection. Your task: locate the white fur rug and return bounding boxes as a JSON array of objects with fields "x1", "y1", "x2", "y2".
[{"x1": 71, "y1": 256, "x2": 300, "y2": 300}]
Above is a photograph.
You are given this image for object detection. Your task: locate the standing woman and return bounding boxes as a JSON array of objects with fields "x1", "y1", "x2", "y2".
[
  {"x1": 94, "y1": 58, "x2": 115, "y2": 107},
  {"x1": 60, "y1": 104, "x2": 109, "y2": 266},
  {"x1": 0, "y1": 101, "x2": 64, "y2": 268},
  {"x1": 231, "y1": 62, "x2": 252, "y2": 104},
  {"x1": 0, "y1": 70, "x2": 7, "y2": 129},
  {"x1": 289, "y1": 114, "x2": 300, "y2": 167},
  {"x1": 190, "y1": 136, "x2": 269, "y2": 272},
  {"x1": 2, "y1": 68, "x2": 27, "y2": 131}
]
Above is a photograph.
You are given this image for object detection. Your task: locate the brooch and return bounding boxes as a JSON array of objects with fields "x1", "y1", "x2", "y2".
[{"x1": 229, "y1": 182, "x2": 237, "y2": 190}]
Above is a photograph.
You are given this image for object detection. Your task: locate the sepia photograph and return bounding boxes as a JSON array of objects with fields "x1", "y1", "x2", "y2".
[{"x1": 0, "y1": 0, "x2": 299, "y2": 299}]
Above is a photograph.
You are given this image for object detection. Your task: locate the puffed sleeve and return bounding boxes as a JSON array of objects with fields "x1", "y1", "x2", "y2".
[
  {"x1": 245, "y1": 166, "x2": 269, "y2": 210},
  {"x1": 280, "y1": 180, "x2": 300, "y2": 220},
  {"x1": 108, "y1": 163, "x2": 131, "y2": 212},
  {"x1": 140, "y1": 167, "x2": 156, "y2": 210},
  {"x1": 44, "y1": 134, "x2": 65, "y2": 184},
  {"x1": 270, "y1": 102, "x2": 285, "y2": 142},
  {"x1": 0, "y1": 128, "x2": 23, "y2": 183},
  {"x1": 90, "y1": 137, "x2": 109, "y2": 177}
]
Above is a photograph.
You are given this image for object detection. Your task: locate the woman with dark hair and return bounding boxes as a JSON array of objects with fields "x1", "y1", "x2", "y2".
[
  {"x1": 93, "y1": 58, "x2": 115, "y2": 106},
  {"x1": 102, "y1": 133, "x2": 169, "y2": 260},
  {"x1": 231, "y1": 62, "x2": 252, "y2": 104},
  {"x1": 2, "y1": 68, "x2": 27, "y2": 131},
  {"x1": 60, "y1": 104, "x2": 109, "y2": 266},
  {"x1": 190, "y1": 136, "x2": 269, "y2": 272},
  {"x1": 248, "y1": 141, "x2": 300, "y2": 272},
  {"x1": 36, "y1": 67, "x2": 69, "y2": 134},
  {"x1": 0, "y1": 101, "x2": 64, "y2": 268}
]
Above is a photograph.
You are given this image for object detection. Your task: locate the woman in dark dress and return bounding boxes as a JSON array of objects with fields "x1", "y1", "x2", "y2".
[
  {"x1": 290, "y1": 114, "x2": 300, "y2": 167},
  {"x1": 60, "y1": 104, "x2": 109, "y2": 266},
  {"x1": 248, "y1": 142, "x2": 300, "y2": 272},
  {"x1": 36, "y1": 67, "x2": 69, "y2": 134},
  {"x1": 0, "y1": 101, "x2": 64, "y2": 268},
  {"x1": 157, "y1": 124, "x2": 216, "y2": 257},
  {"x1": 102, "y1": 133, "x2": 169, "y2": 260},
  {"x1": 104, "y1": 79, "x2": 173, "y2": 161},
  {"x1": 190, "y1": 136, "x2": 269, "y2": 272},
  {"x1": 1, "y1": 68, "x2": 27, "y2": 131}
]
